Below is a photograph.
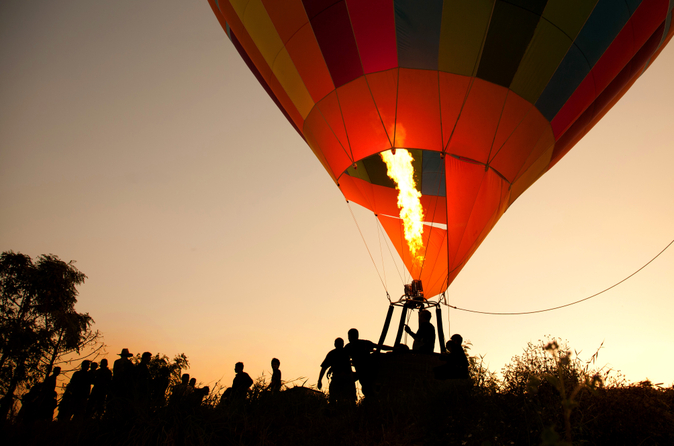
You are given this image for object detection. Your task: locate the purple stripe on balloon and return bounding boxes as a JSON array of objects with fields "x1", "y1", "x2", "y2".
[
  {"x1": 302, "y1": 0, "x2": 340, "y2": 20},
  {"x1": 308, "y1": 1, "x2": 363, "y2": 88}
]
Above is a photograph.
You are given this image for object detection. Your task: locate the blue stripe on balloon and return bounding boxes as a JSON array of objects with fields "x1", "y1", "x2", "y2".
[
  {"x1": 574, "y1": 0, "x2": 635, "y2": 67},
  {"x1": 421, "y1": 151, "x2": 446, "y2": 197},
  {"x1": 624, "y1": 0, "x2": 644, "y2": 14},
  {"x1": 647, "y1": 0, "x2": 674, "y2": 71},
  {"x1": 662, "y1": 0, "x2": 674, "y2": 46},
  {"x1": 394, "y1": 0, "x2": 444, "y2": 70},
  {"x1": 535, "y1": 0, "x2": 637, "y2": 121},
  {"x1": 535, "y1": 44, "x2": 591, "y2": 121}
]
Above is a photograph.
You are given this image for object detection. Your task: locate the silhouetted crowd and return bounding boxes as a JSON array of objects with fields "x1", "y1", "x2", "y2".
[
  {"x1": 18, "y1": 310, "x2": 469, "y2": 422},
  {"x1": 16, "y1": 348, "x2": 280, "y2": 424},
  {"x1": 318, "y1": 323, "x2": 469, "y2": 405},
  {"x1": 18, "y1": 349, "x2": 207, "y2": 424}
]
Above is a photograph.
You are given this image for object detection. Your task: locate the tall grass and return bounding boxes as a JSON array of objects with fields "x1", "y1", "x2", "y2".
[{"x1": 4, "y1": 337, "x2": 673, "y2": 445}]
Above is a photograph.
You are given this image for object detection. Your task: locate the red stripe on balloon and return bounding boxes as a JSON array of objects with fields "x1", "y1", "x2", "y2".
[{"x1": 346, "y1": 0, "x2": 398, "y2": 74}]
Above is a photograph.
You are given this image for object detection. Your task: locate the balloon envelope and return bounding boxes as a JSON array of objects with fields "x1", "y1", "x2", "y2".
[{"x1": 209, "y1": 0, "x2": 673, "y2": 299}]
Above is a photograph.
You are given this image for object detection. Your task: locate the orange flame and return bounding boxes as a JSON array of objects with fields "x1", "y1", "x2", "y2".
[{"x1": 380, "y1": 149, "x2": 425, "y2": 265}]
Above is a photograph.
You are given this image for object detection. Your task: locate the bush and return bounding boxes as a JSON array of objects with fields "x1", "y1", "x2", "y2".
[{"x1": 5, "y1": 337, "x2": 674, "y2": 445}]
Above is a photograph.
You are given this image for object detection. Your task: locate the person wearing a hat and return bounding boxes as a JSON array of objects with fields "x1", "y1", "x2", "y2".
[
  {"x1": 110, "y1": 348, "x2": 134, "y2": 408},
  {"x1": 118, "y1": 348, "x2": 132, "y2": 356},
  {"x1": 114, "y1": 348, "x2": 133, "y2": 376}
]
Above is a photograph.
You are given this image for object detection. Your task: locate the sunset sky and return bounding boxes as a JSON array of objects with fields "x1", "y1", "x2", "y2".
[{"x1": 2, "y1": 1, "x2": 673, "y2": 390}]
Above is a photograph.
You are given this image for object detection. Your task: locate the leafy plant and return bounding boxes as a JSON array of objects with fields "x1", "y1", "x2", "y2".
[{"x1": 0, "y1": 251, "x2": 94, "y2": 420}]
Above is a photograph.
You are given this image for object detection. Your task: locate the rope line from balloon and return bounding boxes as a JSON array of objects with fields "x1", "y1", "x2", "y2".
[
  {"x1": 446, "y1": 238, "x2": 674, "y2": 316},
  {"x1": 346, "y1": 201, "x2": 388, "y2": 293},
  {"x1": 346, "y1": 201, "x2": 411, "y2": 291},
  {"x1": 372, "y1": 208, "x2": 406, "y2": 284},
  {"x1": 376, "y1": 212, "x2": 387, "y2": 290}
]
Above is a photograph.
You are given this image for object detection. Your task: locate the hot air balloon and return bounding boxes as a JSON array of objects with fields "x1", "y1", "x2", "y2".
[{"x1": 207, "y1": 1, "x2": 672, "y2": 327}]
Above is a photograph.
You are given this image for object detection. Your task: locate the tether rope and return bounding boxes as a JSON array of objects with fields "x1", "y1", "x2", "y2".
[
  {"x1": 376, "y1": 213, "x2": 388, "y2": 290},
  {"x1": 375, "y1": 215, "x2": 405, "y2": 284},
  {"x1": 446, "y1": 239, "x2": 673, "y2": 316},
  {"x1": 346, "y1": 201, "x2": 387, "y2": 292}
]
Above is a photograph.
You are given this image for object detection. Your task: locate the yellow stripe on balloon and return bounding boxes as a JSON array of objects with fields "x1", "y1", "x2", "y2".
[
  {"x1": 237, "y1": 0, "x2": 315, "y2": 119},
  {"x1": 272, "y1": 48, "x2": 315, "y2": 119}
]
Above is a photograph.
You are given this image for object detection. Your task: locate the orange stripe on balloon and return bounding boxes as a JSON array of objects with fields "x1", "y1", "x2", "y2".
[
  {"x1": 285, "y1": 23, "x2": 335, "y2": 102},
  {"x1": 395, "y1": 69, "x2": 443, "y2": 152}
]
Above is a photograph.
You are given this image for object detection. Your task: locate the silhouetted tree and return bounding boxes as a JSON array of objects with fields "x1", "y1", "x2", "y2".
[{"x1": 0, "y1": 251, "x2": 94, "y2": 419}]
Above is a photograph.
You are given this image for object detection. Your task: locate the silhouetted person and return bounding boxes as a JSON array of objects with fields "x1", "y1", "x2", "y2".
[
  {"x1": 185, "y1": 379, "x2": 209, "y2": 409},
  {"x1": 449, "y1": 334, "x2": 469, "y2": 379},
  {"x1": 186, "y1": 377, "x2": 197, "y2": 405},
  {"x1": 59, "y1": 360, "x2": 91, "y2": 421},
  {"x1": 133, "y1": 352, "x2": 152, "y2": 411},
  {"x1": 112, "y1": 348, "x2": 134, "y2": 396},
  {"x1": 17, "y1": 383, "x2": 43, "y2": 423},
  {"x1": 108, "y1": 348, "x2": 134, "y2": 417},
  {"x1": 38, "y1": 366, "x2": 61, "y2": 421},
  {"x1": 344, "y1": 328, "x2": 379, "y2": 398},
  {"x1": 195, "y1": 386, "x2": 209, "y2": 405},
  {"x1": 87, "y1": 358, "x2": 112, "y2": 418},
  {"x1": 169, "y1": 373, "x2": 192, "y2": 406},
  {"x1": 231, "y1": 362, "x2": 253, "y2": 400},
  {"x1": 435, "y1": 334, "x2": 470, "y2": 380},
  {"x1": 318, "y1": 338, "x2": 355, "y2": 405},
  {"x1": 404, "y1": 309, "x2": 436, "y2": 353},
  {"x1": 220, "y1": 362, "x2": 253, "y2": 406},
  {"x1": 190, "y1": 385, "x2": 210, "y2": 408},
  {"x1": 267, "y1": 358, "x2": 282, "y2": 393}
]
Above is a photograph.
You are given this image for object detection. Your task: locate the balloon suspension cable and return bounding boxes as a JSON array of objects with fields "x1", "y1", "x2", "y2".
[
  {"x1": 383, "y1": 280, "x2": 450, "y2": 350},
  {"x1": 375, "y1": 216, "x2": 405, "y2": 284},
  {"x1": 388, "y1": 281, "x2": 445, "y2": 310},
  {"x1": 436, "y1": 291, "x2": 449, "y2": 334},
  {"x1": 346, "y1": 201, "x2": 388, "y2": 294},
  {"x1": 448, "y1": 238, "x2": 674, "y2": 316},
  {"x1": 440, "y1": 290, "x2": 452, "y2": 336},
  {"x1": 376, "y1": 213, "x2": 387, "y2": 289},
  {"x1": 437, "y1": 291, "x2": 448, "y2": 306}
]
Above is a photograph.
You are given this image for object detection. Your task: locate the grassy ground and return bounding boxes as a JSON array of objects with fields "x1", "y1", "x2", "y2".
[
  {"x1": 4, "y1": 339, "x2": 674, "y2": 445},
  {"x1": 4, "y1": 379, "x2": 673, "y2": 446}
]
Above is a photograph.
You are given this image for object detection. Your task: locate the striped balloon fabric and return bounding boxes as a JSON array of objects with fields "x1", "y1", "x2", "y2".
[{"x1": 209, "y1": 0, "x2": 673, "y2": 299}]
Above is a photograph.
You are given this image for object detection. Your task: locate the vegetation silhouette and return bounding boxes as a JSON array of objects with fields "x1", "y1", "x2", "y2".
[
  {"x1": 2, "y1": 251, "x2": 673, "y2": 444},
  {"x1": 0, "y1": 251, "x2": 100, "y2": 419},
  {"x1": 4, "y1": 336, "x2": 673, "y2": 445}
]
